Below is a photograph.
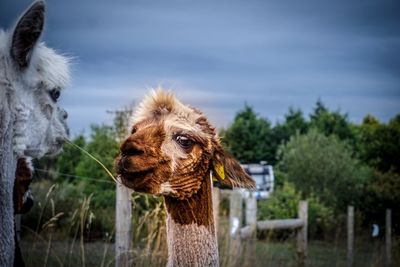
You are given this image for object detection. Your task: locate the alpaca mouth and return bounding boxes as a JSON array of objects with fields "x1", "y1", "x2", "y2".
[
  {"x1": 46, "y1": 137, "x2": 66, "y2": 155},
  {"x1": 55, "y1": 137, "x2": 66, "y2": 146},
  {"x1": 118, "y1": 168, "x2": 155, "y2": 192},
  {"x1": 117, "y1": 157, "x2": 154, "y2": 181},
  {"x1": 121, "y1": 168, "x2": 154, "y2": 181}
]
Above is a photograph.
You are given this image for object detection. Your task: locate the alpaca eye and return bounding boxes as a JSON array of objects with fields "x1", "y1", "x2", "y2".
[
  {"x1": 175, "y1": 135, "x2": 193, "y2": 150},
  {"x1": 49, "y1": 88, "x2": 60, "y2": 102}
]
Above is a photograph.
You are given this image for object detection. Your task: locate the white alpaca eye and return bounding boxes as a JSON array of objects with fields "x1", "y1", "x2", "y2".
[
  {"x1": 175, "y1": 135, "x2": 193, "y2": 150},
  {"x1": 49, "y1": 88, "x2": 60, "y2": 102}
]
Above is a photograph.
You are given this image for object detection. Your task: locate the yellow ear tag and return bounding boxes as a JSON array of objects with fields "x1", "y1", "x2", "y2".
[
  {"x1": 214, "y1": 163, "x2": 225, "y2": 180},
  {"x1": 212, "y1": 173, "x2": 218, "y2": 182}
]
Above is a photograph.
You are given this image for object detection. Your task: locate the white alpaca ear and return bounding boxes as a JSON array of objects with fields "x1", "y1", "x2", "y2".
[{"x1": 10, "y1": 1, "x2": 45, "y2": 70}]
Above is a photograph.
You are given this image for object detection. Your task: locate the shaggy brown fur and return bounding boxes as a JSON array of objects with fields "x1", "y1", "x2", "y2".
[
  {"x1": 13, "y1": 158, "x2": 33, "y2": 214},
  {"x1": 115, "y1": 89, "x2": 255, "y2": 266},
  {"x1": 164, "y1": 171, "x2": 214, "y2": 229}
]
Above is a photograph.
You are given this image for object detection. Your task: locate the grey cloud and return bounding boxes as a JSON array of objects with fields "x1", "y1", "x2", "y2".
[{"x1": 1, "y1": 0, "x2": 399, "y2": 135}]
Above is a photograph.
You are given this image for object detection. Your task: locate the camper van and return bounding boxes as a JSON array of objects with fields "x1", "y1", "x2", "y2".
[{"x1": 240, "y1": 162, "x2": 274, "y2": 200}]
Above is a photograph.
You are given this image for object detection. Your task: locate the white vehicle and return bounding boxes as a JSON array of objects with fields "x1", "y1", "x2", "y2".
[{"x1": 240, "y1": 162, "x2": 274, "y2": 200}]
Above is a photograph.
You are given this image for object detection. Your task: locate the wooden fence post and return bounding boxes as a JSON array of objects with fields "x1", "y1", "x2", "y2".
[
  {"x1": 115, "y1": 183, "x2": 132, "y2": 267},
  {"x1": 347, "y1": 206, "x2": 354, "y2": 267},
  {"x1": 386, "y1": 209, "x2": 392, "y2": 267},
  {"x1": 245, "y1": 196, "x2": 257, "y2": 228},
  {"x1": 296, "y1": 201, "x2": 308, "y2": 267},
  {"x1": 212, "y1": 187, "x2": 220, "y2": 235},
  {"x1": 244, "y1": 196, "x2": 257, "y2": 266},
  {"x1": 229, "y1": 190, "x2": 243, "y2": 266}
]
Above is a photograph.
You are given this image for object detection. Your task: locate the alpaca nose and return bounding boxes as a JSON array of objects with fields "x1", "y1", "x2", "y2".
[
  {"x1": 121, "y1": 139, "x2": 144, "y2": 156},
  {"x1": 59, "y1": 108, "x2": 68, "y2": 120}
]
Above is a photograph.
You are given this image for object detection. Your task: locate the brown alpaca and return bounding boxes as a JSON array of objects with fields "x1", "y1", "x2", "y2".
[{"x1": 115, "y1": 90, "x2": 255, "y2": 266}]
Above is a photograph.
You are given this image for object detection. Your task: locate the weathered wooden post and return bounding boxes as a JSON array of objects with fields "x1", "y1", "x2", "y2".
[
  {"x1": 347, "y1": 206, "x2": 354, "y2": 267},
  {"x1": 385, "y1": 209, "x2": 392, "y2": 267},
  {"x1": 296, "y1": 201, "x2": 308, "y2": 267},
  {"x1": 244, "y1": 195, "x2": 257, "y2": 266},
  {"x1": 245, "y1": 195, "x2": 257, "y2": 228},
  {"x1": 229, "y1": 190, "x2": 243, "y2": 266},
  {"x1": 115, "y1": 183, "x2": 132, "y2": 267},
  {"x1": 212, "y1": 187, "x2": 220, "y2": 235}
]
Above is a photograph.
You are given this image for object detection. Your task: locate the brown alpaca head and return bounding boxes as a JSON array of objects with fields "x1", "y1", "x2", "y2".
[{"x1": 115, "y1": 90, "x2": 255, "y2": 200}]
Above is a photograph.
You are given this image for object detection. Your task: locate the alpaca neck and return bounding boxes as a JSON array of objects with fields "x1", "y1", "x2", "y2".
[
  {"x1": 164, "y1": 173, "x2": 219, "y2": 267},
  {"x1": 0, "y1": 94, "x2": 17, "y2": 267}
]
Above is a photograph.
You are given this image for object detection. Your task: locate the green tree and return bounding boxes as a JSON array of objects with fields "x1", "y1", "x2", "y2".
[
  {"x1": 310, "y1": 100, "x2": 354, "y2": 141},
  {"x1": 272, "y1": 107, "x2": 309, "y2": 148},
  {"x1": 56, "y1": 134, "x2": 86, "y2": 181},
  {"x1": 258, "y1": 181, "x2": 301, "y2": 220},
  {"x1": 360, "y1": 114, "x2": 400, "y2": 174},
  {"x1": 257, "y1": 181, "x2": 335, "y2": 239},
  {"x1": 75, "y1": 125, "x2": 119, "y2": 208},
  {"x1": 107, "y1": 106, "x2": 134, "y2": 143},
  {"x1": 357, "y1": 114, "x2": 400, "y2": 233},
  {"x1": 222, "y1": 105, "x2": 274, "y2": 163},
  {"x1": 277, "y1": 129, "x2": 371, "y2": 212}
]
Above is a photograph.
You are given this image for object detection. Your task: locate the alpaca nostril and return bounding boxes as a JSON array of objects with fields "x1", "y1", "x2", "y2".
[
  {"x1": 121, "y1": 144, "x2": 144, "y2": 156},
  {"x1": 124, "y1": 148, "x2": 144, "y2": 156},
  {"x1": 63, "y1": 111, "x2": 68, "y2": 119}
]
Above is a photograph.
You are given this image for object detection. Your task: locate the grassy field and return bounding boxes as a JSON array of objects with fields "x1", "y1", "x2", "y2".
[
  {"x1": 19, "y1": 185, "x2": 398, "y2": 267},
  {"x1": 253, "y1": 239, "x2": 395, "y2": 267},
  {"x1": 21, "y1": 233, "x2": 398, "y2": 267}
]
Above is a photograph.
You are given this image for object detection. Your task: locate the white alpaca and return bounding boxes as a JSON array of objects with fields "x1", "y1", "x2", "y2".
[{"x1": 0, "y1": 1, "x2": 70, "y2": 266}]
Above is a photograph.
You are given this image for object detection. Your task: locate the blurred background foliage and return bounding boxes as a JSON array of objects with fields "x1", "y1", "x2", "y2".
[{"x1": 26, "y1": 100, "x2": 400, "y2": 243}]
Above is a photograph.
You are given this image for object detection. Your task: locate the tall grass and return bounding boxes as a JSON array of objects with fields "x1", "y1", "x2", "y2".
[
  {"x1": 20, "y1": 183, "x2": 169, "y2": 267},
  {"x1": 129, "y1": 197, "x2": 167, "y2": 266},
  {"x1": 20, "y1": 184, "x2": 399, "y2": 267}
]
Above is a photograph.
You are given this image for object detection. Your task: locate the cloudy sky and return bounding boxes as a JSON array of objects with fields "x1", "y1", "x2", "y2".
[{"x1": 1, "y1": 0, "x2": 399, "y2": 136}]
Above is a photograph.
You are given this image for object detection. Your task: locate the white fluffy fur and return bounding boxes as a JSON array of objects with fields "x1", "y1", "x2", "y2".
[
  {"x1": 0, "y1": 2, "x2": 70, "y2": 266},
  {"x1": 166, "y1": 215, "x2": 219, "y2": 267},
  {"x1": 25, "y1": 43, "x2": 71, "y2": 90}
]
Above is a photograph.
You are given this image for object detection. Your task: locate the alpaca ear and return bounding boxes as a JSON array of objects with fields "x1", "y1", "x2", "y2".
[
  {"x1": 11, "y1": 1, "x2": 45, "y2": 70},
  {"x1": 212, "y1": 146, "x2": 255, "y2": 189}
]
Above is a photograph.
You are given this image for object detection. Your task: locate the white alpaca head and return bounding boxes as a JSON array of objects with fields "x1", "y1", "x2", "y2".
[{"x1": 0, "y1": 1, "x2": 70, "y2": 158}]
